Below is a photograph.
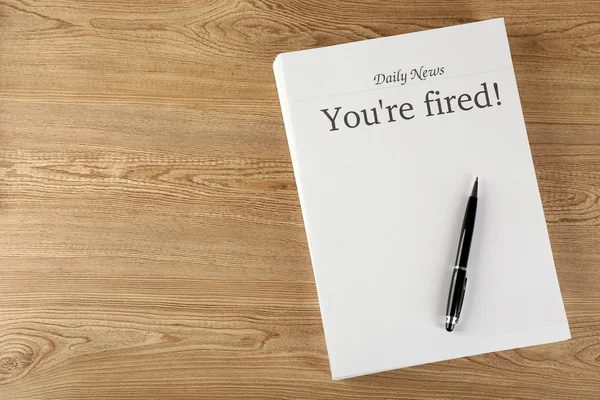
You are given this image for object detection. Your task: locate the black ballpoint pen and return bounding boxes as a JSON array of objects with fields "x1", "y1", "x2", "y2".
[{"x1": 445, "y1": 177, "x2": 478, "y2": 332}]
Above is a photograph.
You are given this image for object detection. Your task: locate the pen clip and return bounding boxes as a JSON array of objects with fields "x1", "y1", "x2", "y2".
[{"x1": 456, "y1": 277, "x2": 467, "y2": 322}]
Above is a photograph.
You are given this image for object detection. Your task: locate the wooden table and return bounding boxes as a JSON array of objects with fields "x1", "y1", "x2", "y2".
[{"x1": 1, "y1": 1, "x2": 599, "y2": 398}]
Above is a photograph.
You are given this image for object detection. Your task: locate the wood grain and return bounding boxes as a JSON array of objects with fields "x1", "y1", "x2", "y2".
[{"x1": 1, "y1": 0, "x2": 600, "y2": 398}]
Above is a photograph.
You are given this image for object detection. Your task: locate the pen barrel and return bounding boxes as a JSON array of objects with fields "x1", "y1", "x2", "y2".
[
  {"x1": 455, "y1": 196, "x2": 478, "y2": 267},
  {"x1": 446, "y1": 268, "x2": 467, "y2": 320}
]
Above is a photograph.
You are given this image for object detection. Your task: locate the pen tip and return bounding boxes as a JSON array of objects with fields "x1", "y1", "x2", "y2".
[
  {"x1": 471, "y1": 177, "x2": 478, "y2": 197},
  {"x1": 445, "y1": 323, "x2": 455, "y2": 332}
]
